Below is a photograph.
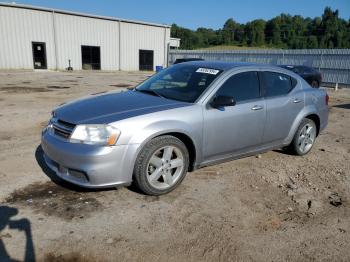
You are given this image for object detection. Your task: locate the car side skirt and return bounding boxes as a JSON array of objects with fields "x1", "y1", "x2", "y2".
[{"x1": 194, "y1": 142, "x2": 285, "y2": 170}]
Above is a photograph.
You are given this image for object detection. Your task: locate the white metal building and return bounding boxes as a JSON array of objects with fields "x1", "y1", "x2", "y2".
[
  {"x1": 0, "y1": 3, "x2": 171, "y2": 71},
  {"x1": 170, "y1": 38, "x2": 181, "y2": 49}
]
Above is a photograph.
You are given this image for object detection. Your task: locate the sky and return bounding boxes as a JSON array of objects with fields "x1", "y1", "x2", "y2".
[{"x1": 6, "y1": 0, "x2": 350, "y2": 29}]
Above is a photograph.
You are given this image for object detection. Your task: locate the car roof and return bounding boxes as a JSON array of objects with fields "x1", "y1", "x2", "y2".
[
  {"x1": 176, "y1": 58, "x2": 203, "y2": 61},
  {"x1": 182, "y1": 61, "x2": 282, "y2": 71},
  {"x1": 281, "y1": 65, "x2": 312, "y2": 69}
]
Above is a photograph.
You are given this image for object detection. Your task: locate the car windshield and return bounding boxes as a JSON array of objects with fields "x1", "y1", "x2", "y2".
[{"x1": 135, "y1": 64, "x2": 223, "y2": 103}]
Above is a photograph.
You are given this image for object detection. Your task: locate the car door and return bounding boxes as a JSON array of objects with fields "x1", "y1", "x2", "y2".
[
  {"x1": 260, "y1": 71, "x2": 304, "y2": 144},
  {"x1": 202, "y1": 71, "x2": 266, "y2": 161}
]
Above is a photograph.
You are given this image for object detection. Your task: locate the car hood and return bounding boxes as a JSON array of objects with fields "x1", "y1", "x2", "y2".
[{"x1": 55, "y1": 90, "x2": 190, "y2": 124}]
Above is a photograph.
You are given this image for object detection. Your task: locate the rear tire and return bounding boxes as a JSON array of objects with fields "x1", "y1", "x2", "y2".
[
  {"x1": 289, "y1": 118, "x2": 317, "y2": 156},
  {"x1": 133, "y1": 135, "x2": 189, "y2": 196}
]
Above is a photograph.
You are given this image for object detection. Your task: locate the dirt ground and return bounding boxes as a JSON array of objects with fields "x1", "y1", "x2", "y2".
[{"x1": 0, "y1": 70, "x2": 349, "y2": 262}]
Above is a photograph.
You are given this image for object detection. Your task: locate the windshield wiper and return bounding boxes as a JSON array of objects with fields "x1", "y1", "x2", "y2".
[{"x1": 135, "y1": 89, "x2": 165, "y2": 98}]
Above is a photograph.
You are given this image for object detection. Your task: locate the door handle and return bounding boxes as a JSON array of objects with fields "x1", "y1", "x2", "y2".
[
  {"x1": 293, "y1": 98, "x2": 303, "y2": 103},
  {"x1": 251, "y1": 105, "x2": 264, "y2": 111}
]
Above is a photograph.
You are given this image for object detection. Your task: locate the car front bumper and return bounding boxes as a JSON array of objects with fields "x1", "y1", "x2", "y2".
[{"x1": 41, "y1": 131, "x2": 139, "y2": 188}]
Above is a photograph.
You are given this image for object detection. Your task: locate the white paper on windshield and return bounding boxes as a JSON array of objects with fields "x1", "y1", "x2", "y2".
[{"x1": 196, "y1": 68, "x2": 220, "y2": 75}]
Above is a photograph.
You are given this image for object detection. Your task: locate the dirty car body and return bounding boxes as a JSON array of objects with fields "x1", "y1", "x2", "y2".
[{"x1": 41, "y1": 61, "x2": 328, "y2": 194}]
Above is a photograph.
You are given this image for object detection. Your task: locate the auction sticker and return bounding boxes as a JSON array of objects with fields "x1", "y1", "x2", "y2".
[{"x1": 196, "y1": 68, "x2": 220, "y2": 75}]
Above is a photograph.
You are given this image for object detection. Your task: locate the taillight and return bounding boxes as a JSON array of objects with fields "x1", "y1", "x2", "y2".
[{"x1": 325, "y1": 94, "x2": 329, "y2": 105}]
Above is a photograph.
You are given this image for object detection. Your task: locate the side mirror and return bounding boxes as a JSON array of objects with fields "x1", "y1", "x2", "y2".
[{"x1": 211, "y1": 95, "x2": 236, "y2": 108}]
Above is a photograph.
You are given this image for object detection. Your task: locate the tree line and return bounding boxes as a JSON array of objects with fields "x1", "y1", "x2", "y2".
[{"x1": 171, "y1": 7, "x2": 350, "y2": 49}]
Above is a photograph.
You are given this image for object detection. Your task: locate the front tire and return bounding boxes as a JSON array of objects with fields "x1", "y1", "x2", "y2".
[
  {"x1": 133, "y1": 135, "x2": 189, "y2": 195},
  {"x1": 289, "y1": 118, "x2": 317, "y2": 156}
]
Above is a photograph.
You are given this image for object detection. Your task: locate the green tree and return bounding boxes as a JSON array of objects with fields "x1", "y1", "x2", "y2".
[
  {"x1": 265, "y1": 17, "x2": 283, "y2": 47},
  {"x1": 307, "y1": 36, "x2": 318, "y2": 49},
  {"x1": 170, "y1": 7, "x2": 350, "y2": 50},
  {"x1": 171, "y1": 24, "x2": 200, "y2": 49},
  {"x1": 245, "y1": 19, "x2": 266, "y2": 46},
  {"x1": 320, "y1": 7, "x2": 341, "y2": 48},
  {"x1": 196, "y1": 28, "x2": 220, "y2": 47},
  {"x1": 222, "y1": 18, "x2": 240, "y2": 44}
]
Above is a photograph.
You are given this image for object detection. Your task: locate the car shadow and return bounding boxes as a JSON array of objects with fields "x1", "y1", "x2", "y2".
[
  {"x1": 0, "y1": 205, "x2": 35, "y2": 262},
  {"x1": 35, "y1": 145, "x2": 117, "y2": 193},
  {"x1": 273, "y1": 148, "x2": 295, "y2": 156},
  {"x1": 333, "y1": 104, "x2": 350, "y2": 110},
  {"x1": 126, "y1": 183, "x2": 145, "y2": 195}
]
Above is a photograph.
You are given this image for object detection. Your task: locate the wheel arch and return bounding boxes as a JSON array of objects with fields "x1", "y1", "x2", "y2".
[
  {"x1": 305, "y1": 114, "x2": 320, "y2": 136},
  {"x1": 128, "y1": 121, "x2": 201, "y2": 173},
  {"x1": 284, "y1": 106, "x2": 320, "y2": 145},
  {"x1": 153, "y1": 132, "x2": 197, "y2": 172}
]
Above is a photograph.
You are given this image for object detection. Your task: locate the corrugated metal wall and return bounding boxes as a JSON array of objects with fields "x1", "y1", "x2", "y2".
[
  {"x1": 0, "y1": 6, "x2": 55, "y2": 69},
  {"x1": 119, "y1": 23, "x2": 168, "y2": 71},
  {"x1": 54, "y1": 13, "x2": 120, "y2": 70},
  {"x1": 0, "y1": 4, "x2": 170, "y2": 71},
  {"x1": 169, "y1": 49, "x2": 350, "y2": 85}
]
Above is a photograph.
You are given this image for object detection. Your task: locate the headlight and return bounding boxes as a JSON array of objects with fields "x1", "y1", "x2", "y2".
[
  {"x1": 70, "y1": 125, "x2": 121, "y2": 146},
  {"x1": 42, "y1": 117, "x2": 55, "y2": 135}
]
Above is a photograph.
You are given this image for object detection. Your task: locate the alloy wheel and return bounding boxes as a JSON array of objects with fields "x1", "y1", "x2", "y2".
[
  {"x1": 297, "y1": 122, "x2": 316, "y2": 154},
  {"x1": 146, "y1": 145, "x2": 185, "y2": 190}
]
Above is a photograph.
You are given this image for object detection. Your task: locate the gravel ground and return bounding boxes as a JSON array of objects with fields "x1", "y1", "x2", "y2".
[{"x1": 0, "y1": 71, "x2": 349, "y2": 262}]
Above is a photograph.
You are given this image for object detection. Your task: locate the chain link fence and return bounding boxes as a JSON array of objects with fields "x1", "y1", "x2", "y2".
[{"x1": 169, "y1": 49, "x2": 350, "y2": 86}]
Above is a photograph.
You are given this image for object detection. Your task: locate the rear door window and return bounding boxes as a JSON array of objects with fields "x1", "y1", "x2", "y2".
[
  {"x1": 216, "y1": 71, "x2": 260, "y2": 103},
  {"x1": 260, "y1": 71, "x2": 293, "y2": 97}
]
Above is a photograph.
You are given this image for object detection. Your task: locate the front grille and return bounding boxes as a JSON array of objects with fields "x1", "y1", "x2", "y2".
[
  {"x1": 52, "y1": 119, "x2": 75, "y2": 139},
  {"x1": 57, "y1": 119, "x2": 76, "y2": 129}
]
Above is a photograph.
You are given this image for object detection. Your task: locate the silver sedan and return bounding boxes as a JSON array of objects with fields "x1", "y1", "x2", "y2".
[{"x1": 41, "y1": 62, "x2": 328, "y2": 195}]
